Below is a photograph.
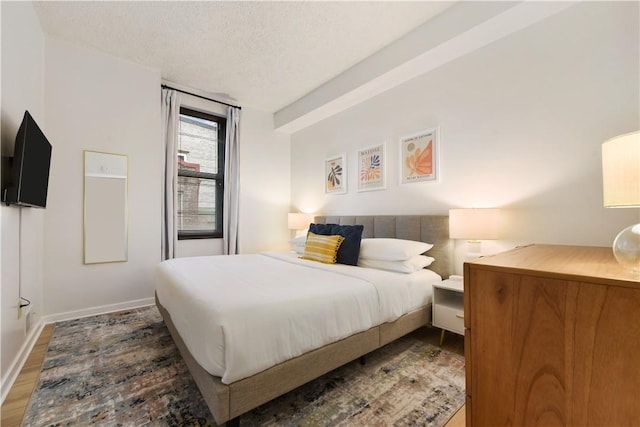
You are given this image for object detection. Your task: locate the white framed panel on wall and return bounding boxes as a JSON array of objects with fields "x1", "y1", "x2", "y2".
[{"x1": 83, "y1": 150, "x2": 128, "y2": 264}]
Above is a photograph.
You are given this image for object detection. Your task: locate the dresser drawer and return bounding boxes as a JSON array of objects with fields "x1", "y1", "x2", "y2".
[{"x1": 433, "y1": 305, "x2": 465, "y2": 335}]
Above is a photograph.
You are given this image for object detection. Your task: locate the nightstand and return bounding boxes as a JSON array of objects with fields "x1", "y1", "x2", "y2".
[{"x1": 432, "y1": 278, "x2": 464, "y2": 345}]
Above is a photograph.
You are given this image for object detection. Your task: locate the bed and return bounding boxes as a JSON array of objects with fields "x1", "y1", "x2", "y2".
[{"x1": 155, "y1": 215, "x2": 453, "y2": 426}]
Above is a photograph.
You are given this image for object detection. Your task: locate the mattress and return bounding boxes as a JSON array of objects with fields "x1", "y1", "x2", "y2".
[{"x1": 155, "y1": 251, "x2": 441, "y2": 384}]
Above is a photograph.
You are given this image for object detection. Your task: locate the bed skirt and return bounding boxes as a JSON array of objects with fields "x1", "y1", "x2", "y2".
[{"x1": 156, "y1": 293, "x2": 431, "y2": 425}]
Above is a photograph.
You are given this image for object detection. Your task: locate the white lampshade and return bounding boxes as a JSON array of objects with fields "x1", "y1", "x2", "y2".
[
  {"x1": 602, "y1": 131, "x2": 640, "y2": 271},
  {"x1": 449, "y1": 208, "x2": 501, "y2": 241},
  {"x1": 602, "y1": 131, "x2": 640, "y2": 208},
  {"x1": 287, "y1": 213, "x2": 312, "y2": 230}
]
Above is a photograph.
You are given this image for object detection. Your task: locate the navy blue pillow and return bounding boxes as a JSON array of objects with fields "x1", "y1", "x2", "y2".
[{"x1": 308, "y1": 223, "x2": 364, "y2": 266}]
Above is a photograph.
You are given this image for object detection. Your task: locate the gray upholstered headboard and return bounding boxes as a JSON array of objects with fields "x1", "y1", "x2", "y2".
[{"x1": 314, "y1": 215, "x2": 453, "y2": 279}]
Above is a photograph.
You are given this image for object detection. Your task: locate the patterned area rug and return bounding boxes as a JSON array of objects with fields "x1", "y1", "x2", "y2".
[{"x1": 22, "y1": 306, "x2": 465, "y2": 427}]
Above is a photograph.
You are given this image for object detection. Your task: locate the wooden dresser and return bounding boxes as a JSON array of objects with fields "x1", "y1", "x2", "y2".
[{"x1": 464, "y1": 244, "x2": 640, "y2": 426}]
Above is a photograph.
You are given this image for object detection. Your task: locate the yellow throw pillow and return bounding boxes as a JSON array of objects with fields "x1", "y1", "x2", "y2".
[{"x1": 301, "y1": 232, "x2": 345, "y2": 264}]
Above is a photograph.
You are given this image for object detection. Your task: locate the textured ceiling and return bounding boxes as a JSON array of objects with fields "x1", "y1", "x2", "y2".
[{"x1": 33, "y1": 1, "x2": 456, "y2": 112}]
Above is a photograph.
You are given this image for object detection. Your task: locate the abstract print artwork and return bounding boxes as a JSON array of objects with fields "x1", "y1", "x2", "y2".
[
  {"x1": 357, "y1": 143, "x2": 386, "y2": 192},
  {"x1": 325, "y1": 153, "x2": 347, "y2": 194},
  {"x1": 400, "y1": 128, "x2": 439, "y2": 184}
]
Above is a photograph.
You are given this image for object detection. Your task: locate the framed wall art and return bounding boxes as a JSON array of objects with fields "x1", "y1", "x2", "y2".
[
  {"x1": 325, "y1": 153, "x2": 347, "y2": 194},
  {"x1": 400, "y1": 128, "x2": 439, "y2": 184},
  {"x1": 357, "y1": 143, "x2": 386, "y2": 192}
]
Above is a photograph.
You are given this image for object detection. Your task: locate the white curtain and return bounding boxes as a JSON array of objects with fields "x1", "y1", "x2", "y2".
[
  {"x1": 223, "y1": 107, "x2": 241, "y2": 254},
  {"x1": 161, "y1": 88, "x2": 180, "y2": 260}
]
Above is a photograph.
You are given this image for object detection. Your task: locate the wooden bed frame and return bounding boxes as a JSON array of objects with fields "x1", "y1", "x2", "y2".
[{"x1": 156, "y1": 215, "x2": 453, "y2": 426}]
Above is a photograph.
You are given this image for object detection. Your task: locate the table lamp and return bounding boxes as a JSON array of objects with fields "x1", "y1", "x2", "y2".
[
  {"x1": 449, "y1": 208, "x2": 501, "y2": 260},
  {"x1": 602, "y1": 131, "x2": 640, "y2": 271},
  {"x1": 288, "y1": 213, "x2": 313, "y2": 237}
]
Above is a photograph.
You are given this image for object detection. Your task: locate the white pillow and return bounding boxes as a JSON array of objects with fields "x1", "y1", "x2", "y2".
[
  {"x1": 358, "y1": 255, "x2": 435, "y2": 274},
  {"x1": 359, "y1": 238, "x2": 433, "y2": 261},
  {"x1": 289, "y1": 236, "x2": 306, "y2": 245},
  {"x1": 289, "y1": 236, "x2": 307, "y2": 254}
]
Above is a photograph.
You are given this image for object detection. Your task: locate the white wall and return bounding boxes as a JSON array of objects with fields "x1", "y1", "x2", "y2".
[
  {"x1": 290, "y1": 2, "x2": 639, "y2": 273},
  {"x1": 41, "y1": 37, "x2": 291, "y2": 320},
  {"x1": 43, "y1": 38, "x2": 162, "y2": 318},
  {"x1": 238, "y1": 108, "x2": 291, "y2": 254},
  {"x1": 0, "y1": 1, "x2": 46, "y2": 399},
  {"x1": 0, "y1": 0, "x2": 286, "y2": 399}
]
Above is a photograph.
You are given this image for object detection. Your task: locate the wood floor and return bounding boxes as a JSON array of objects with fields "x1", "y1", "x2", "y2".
[
  {"x1": 0, "y1": 322, "x2": 465, "y2": 427},
  {"x1": 1, "y1": 323, "x2": 54, "y2": 427}
]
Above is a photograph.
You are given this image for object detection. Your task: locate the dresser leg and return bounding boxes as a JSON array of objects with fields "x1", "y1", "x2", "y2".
[{"x1": 439, "y1": 329, "x2": 445, "y2": 346}]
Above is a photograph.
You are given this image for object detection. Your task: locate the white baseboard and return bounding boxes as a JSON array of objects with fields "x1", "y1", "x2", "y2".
[
  {"x1": 0, "y1": 297, "x2": 155, "y2": 404},
  {"x1": 1, "y1": 318, "x2": 45, "y2": 404},
  {"x1": 43, "y1": 297, "x2": 155, "y2": 324}
]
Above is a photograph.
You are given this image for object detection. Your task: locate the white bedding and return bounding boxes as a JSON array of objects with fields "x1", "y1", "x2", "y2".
[{"x1": 155, "y1": 251, "x2": 441, "y2": 384}]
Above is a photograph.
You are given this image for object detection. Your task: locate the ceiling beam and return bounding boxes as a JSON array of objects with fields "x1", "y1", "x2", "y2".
[{"x1": 274, "y1": 1, "x2": 577, "y2": 134}]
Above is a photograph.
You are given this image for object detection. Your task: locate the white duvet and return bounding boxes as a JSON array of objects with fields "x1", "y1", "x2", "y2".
[{"x1": 155, "y1": 251, "x2": 441, "y2": 384}]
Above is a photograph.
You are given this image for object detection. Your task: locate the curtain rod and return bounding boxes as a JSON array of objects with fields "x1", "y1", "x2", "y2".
[{"x1": 161, "y1": 84, "x2": 242, "y2": 110}]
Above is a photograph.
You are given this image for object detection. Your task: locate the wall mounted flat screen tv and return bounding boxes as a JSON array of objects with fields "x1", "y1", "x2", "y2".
[{"x1": 2, "y1": 111, "x2": 52, "y2": 208}]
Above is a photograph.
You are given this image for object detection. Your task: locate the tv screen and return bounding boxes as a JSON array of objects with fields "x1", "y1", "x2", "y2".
[{"x1": 2, "y1": 111, "x2": 52, "y2": 208}]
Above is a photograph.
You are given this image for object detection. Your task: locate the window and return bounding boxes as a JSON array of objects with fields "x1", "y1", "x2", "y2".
[{"x1": 177, "y1": 107, "x2": 226, "y2": 239}]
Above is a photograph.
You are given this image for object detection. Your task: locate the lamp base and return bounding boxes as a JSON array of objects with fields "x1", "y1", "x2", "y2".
[
  {"x1": 465, "y1": 240, "x2": 482, "y2": 261},
  {"x1": 612, "y1": 223, "x2": 640, "y2": 272}
]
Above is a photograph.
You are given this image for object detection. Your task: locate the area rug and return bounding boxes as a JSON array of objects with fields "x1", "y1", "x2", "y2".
[{"x1": 22, "y1": 306, "x2": 465, "y2": 427}]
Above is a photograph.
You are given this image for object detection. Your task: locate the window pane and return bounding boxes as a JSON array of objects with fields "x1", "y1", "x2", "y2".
[
  {"x1": 178, "y1": 113, "x2": 219, "y2": 174},
  {"x1": 177, "y1": 176, "x2": 217, "y2": 232}
]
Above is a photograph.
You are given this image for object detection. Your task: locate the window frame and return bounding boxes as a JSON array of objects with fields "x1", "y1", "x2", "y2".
[{"x1": 177, "y1": 106, "x2": 226, "y2": 240}]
